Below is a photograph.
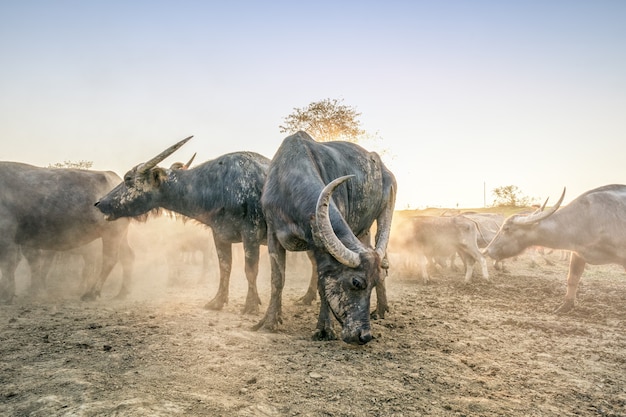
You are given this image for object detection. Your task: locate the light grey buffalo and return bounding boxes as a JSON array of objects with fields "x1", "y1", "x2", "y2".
[
  {"x1": 401, "y1": 215, "x2": 489, "y2": 283},
  {"x1": 0, "y1": 162, "x2": 134, "y2": 302},
  {"x1": 484, "y1": 184, "x2": 626, "y2": 313},
  {"x1": 458, "y1": 212, "x2": 505, "y2": 270}
]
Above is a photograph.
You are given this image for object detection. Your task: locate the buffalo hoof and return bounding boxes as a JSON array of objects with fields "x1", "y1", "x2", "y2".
[
  {"x1": 370, "y1": 310, "x2": 383, "y2": 320},
  {"x1": 241, "y1": 292, "x2": 261, "y2": 315},
  {"x1": 251, "y1": 313, "x2": 282, "y2": 332},
  {"x1": 312, "y1": 327, "x2": 338, "y2": 341},
  {"x1": 296, "y1": 291, "x2": 316, "y2": 306},
  {"x1": 554, "y1": 300, "x2": 575, "y2": 314},
  {"x1": 81, "y1": 292, "x2": 98, "y2": 302},
  {"x1": 371, "y1": 304, "x2": 389, "y2": 320},
  {"x1": 114, "y1": 287, "x2": 130, "y2": 300},
  {"x1": 204, "y1": 297, "x2": 226, "y2": 311},
  {"x1": 241, "y1": 302, "x2": 260, "y2": 315}
]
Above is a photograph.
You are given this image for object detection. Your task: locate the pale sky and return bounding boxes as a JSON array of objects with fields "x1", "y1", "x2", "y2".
[{"x1": 1, "y1": 1, "x2": 625, "y2": 209}]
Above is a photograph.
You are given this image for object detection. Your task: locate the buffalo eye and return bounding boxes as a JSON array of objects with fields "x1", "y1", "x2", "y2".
[{"x1": 351, "y1": 277, "x2": 367, "y2": 290}]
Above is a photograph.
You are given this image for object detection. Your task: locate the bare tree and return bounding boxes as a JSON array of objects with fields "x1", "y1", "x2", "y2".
[{"x1": 279, "y1": 98, "x2": 365, "y2": 142}]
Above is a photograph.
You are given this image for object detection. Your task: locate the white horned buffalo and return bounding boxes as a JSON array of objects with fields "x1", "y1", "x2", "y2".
[
  {"x1": 402, "y1": 215, "x2": 489, "y2": 283},
  {"x1": 254, "y1": 131, "x2": 396, "y2": 345},
  {"x1": 484, "y1": 184, "x2": 626, "y2": 313}
]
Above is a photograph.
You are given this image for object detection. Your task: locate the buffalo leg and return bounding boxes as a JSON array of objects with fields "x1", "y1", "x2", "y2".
[
  {"x1": 555, "y1": 253, "x2": 586, "y2": 314},
  {"x1": 241, "y1": 238, "x2": 261, "y2": 315},
  {"x1": 0, "y1": 246, "x2": 20, "y2": 303},
  {"x1": 78, "y1": 248, "x2": 98, "y2": 294},
  {"x1": 478, "y1": 256, "x2": 489, "y2": 281},
  {"x1": 457, "y1": 251, "x2": 480, "y2": 283},
  {"x1": 372, "y1": 270, "x2": 389, "y2": 320},
  {"x1": 81, "y1": 237, "x2": 120, "y2": 301},
  {"x1": 297, "y1": 251, "x2": 317, "y2": 305},
  {"x1": 467, "y1": 247, "x2": 490, "y2": 281},
  {"x1": 22, "y1": 248, "x2": 54, "y2": 295},
  {"x1": 205, "y1": 238, "x2": 232, "y2": 310},
  {"x1": 313, "y1": 277, "x2": 338, "y2": 341},
  {"x1": 418, "y1": 253, "x2": 430, "y2": 284},
  {"x1": 115, "y1": 235, "x2": 135, "y2": 299},
  {"x1": 253, "y1": 233, "x2": 285, "y2": 332}
]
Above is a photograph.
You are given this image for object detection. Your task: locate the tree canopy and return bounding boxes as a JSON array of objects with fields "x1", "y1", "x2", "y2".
[
  {"x1": 279, "y1": 98, "x2": 365, "y2": 142},
  {"x1": 491, "y1": 185, "x2": 534, "y2": 207}
]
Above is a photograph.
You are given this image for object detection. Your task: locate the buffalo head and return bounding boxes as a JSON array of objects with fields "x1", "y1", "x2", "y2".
[
  {"x1": 484, "y1": 188, "x2": 566, "y2": 261},
  {"x1": 95, "y1": 136, "x2": 192, "y2": 220},
  {"x1": 313, "y1": 175, "x2": 386, "y2": 345}
]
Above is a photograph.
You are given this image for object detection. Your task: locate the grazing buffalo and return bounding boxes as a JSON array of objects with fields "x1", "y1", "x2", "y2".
[
  {"x1": 458, "y1": 212, "x2": 505, "y2": 270},
  {"x1": 0, "y1": 162, "x2": 134, "y2": 302},
  {"x1": 401, "y1": 215, "x2": 489, "y2": 283},
  {"x1": 484, "y1": 185, "x2": 626, "y2": 313},
  {"x1": 254, "y1": 131, "x2": 396, "y2": 345},
  {"x1": 95, "y1": 136, "x2": 271, "y2": 314}
]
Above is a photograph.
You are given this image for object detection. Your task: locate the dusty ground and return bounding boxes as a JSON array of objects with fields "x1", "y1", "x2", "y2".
[{"x1": 1, "y1": 234, "x2": 626, "y2": 416}]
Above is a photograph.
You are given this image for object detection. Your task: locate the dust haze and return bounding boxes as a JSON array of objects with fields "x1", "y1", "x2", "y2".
[
  {"x1": 2, "y1": 213, "x2": 626, "y2": 416},
  {"x1": 12, "y1": 214, "x2": 313, "y2": 305}
]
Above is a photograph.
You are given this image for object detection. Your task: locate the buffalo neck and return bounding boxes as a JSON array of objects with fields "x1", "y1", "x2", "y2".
[
  {"x1": 532, "y1": 212, "x2": 579, "y2": 251},
  {"x1": 158, "y1": 170, "x2": 205, "y2": 220}
]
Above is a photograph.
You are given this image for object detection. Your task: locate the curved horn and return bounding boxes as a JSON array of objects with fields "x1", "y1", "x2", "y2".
[
  {"x1": 315, "y1": 175, "x2": 361, "y2": 268},
  {"x1": 513, "y1": 187, "x2": 566, "y2": 225},
  {"x1": 139, "y1": 135, "x2": 193, "y2": 173},
  {"x1": 374, "y1": 184, "x2": 396, "y2": 260},
  {"x1": 183, "y1": 152, "x2": 197, "y2": 169}
]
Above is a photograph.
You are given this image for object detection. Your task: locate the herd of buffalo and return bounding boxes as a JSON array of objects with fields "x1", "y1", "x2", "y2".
[{"x1": 1, "y1": 131, "x2": 625, "y2": 345}]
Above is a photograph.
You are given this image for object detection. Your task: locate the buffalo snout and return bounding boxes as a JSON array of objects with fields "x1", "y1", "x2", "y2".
[{"x1": 342, "y1": 327, "x2": 373, "y2": 345}]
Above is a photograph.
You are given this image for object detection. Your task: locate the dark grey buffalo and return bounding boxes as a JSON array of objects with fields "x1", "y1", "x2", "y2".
[
  {"x1": 94, "y1": 136, "x2": 271, "y2": 314},
  {"x1": 0, "y1": 162, "x2": 134, "y2": 302},
  {"x1": 484, "y1": 184, "x2": 626, "y2": 313},
  {"x1": 254, "y1": 131, "x2": 397, "y2": 345}
]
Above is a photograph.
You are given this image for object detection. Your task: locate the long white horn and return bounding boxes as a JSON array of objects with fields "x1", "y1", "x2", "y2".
[
  {"x1": 139, "y1": 135, "x2": 193, "y2": 173},
  {"x1": 315, "y1": 175, "x2": 361, "y2": 268},
  {"x1": 514, "y1": 187, "x2": 566, "y2": 225}
]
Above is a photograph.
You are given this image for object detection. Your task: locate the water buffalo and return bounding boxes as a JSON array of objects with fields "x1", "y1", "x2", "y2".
[
  {"x1": 0, "y1": 162, "x2": 134, "y2": 302},
  {"x1": 484, "y1": 184, "x2": 626, "y2": 313},
  {"x1": 399, "y1": 215, "x2": 489, "y2": 283},
  {"x1": 254, "y1": 131, "x2": 397, "y2": 345},
  {"x1": 94, "y1": 136, "x2": 271, "y2": 314},
  {"x1": 458, "y1": 212, "x2": 505, "y2": 270}
]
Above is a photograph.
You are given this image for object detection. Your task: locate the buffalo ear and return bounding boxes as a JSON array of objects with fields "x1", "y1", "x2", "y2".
[{"x1": 150, "y1": 167, "x2": 168, "y2": 186}]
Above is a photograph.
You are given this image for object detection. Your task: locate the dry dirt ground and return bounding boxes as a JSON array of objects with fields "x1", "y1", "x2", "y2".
[{"x1": 1, "y1": 238, "x2": 626, "y2": 416}]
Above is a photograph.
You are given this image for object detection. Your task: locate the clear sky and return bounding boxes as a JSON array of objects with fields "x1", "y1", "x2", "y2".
[{"x1": 1, "y1": 1, "x2": 625, "y2": 209}]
